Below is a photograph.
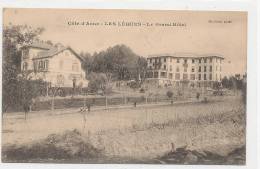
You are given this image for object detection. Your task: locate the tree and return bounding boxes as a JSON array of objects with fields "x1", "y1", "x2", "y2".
[
  {"x1": 166, "y1": 91, "x2": 173, "y2": 99},
  {"x1": 2, "y1": 24, "x2": 44, "y2": 113},
  {"x1": 83, "y1": 44, "x2": 147, "y2": 82},
  {"x1": 80, "y1": 52, "x2": 93, "y2": 75},
  {"x1": 17, "y1": 71, "x2": 46, "y2": 119},
  {"x1": 87, "y1": 72, "x2": 108, "y2": 93}
]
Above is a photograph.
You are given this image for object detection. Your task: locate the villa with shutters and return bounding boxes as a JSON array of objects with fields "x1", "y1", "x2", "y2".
[
  {"x1": 20, "y1": 42, "x2": 88, "y2": 88},
  {"x1": 146, "y1": 53, "x2": 224, "y2": 88}
]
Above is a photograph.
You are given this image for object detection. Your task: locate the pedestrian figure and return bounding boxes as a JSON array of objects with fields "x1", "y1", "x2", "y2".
[
  {"x1": 87, "y1": 103, "x2": 91, "y2": 112},
  {"x1": 134, "y1": 102, "x2": 137, "y2": 107},
  {"x1": 23, "y1": 103, "x2": 30, "y2": 120},
  {"x1": 171, "y1": 142, "x2": 175, "y2": 152}
]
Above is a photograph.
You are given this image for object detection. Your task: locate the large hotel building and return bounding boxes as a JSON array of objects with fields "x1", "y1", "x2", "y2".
[{"x1": 146, "y1": 53, "x2": 224, "y2": 88}]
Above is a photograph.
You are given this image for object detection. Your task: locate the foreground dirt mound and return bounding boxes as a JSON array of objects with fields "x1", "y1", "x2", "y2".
[
  {"x1": 2, "y1": 129, "x2": 102, "y2": 162},
  {"x1": 158, "y1": 145, "x2": 245, "y2": 165}
]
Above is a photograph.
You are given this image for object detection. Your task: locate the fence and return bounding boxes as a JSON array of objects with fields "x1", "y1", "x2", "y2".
[{"x1": 7, "y1": 94, "x2": 191, "y2": 112}]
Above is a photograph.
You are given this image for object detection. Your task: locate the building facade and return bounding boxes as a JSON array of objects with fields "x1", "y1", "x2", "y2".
[
  {"x1": 21, "y1": 42, "x2": 88, "y2": 88},
  {"x1": 146, "y1": 53, "x2": 224, "y2": 88}
]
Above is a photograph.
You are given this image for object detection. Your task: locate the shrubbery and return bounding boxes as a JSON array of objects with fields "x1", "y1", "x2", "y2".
[{"x1": 166, "y1": 91, "x2": 173, "y2": 99}]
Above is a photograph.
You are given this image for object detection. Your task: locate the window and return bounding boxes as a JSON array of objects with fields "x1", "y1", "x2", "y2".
[
  {"x1": 220, "y1": 59, "x2": 222, "y2": 64},
  {"x1": 72, "y1": 62, "x2": 79, "y2": 72},
  {"x1": 33, "y1": 61, "x2": 37, "y2": 71},
  {"x1": 198, "y1": 74, "x2": 201, "y2": 80},
  {"x1": 23, "y1": 62, "x2": 28, "y2": 70},
  {"x1": 210, "y1": 66, "x2": 212, "y2": 72},
  {"x1": 204, "y1": 58, "x2": 207, "y2": 63},
  {"x1": 150, "y1": 59, "x2": 152, "y2": 63},
  {"x1": 175, "y1": 73, "x2": 180, "y2": 80},
  {"x1": 184, "y1": 59, "x2": 187, "y2": 64},
  {"x1": 198, "y1": 66, "x2": 201, "y2": 72},
  {"x1": 161, "y1": 72, "x2": 167, "y2": 78},
  {"x1": 183, "y1": 74, "x2": 188, "y2": 80},
  {"x1": 146, "y1": 72, "x2": 153, "y2": 78},
  {"x1": 191, "y1": 67, "x2": 195, "y2": 72},
  {"x1": 177, "y1": 59, "x2": 180, "y2": 63},
  {"x1": 204, "y1": 74, "x2": 207, "y2": 80},
  {"x1": 45, "y1": 60, "x2": 49, "y2": 70},
  {"x1": 154, "y1": 72, "x2": 158, "y2": 78},
  {"x1": 209, "y1": 74, "x2": 212, "y2": 80},
  {"x1": 22, "y1": 49, "x2": 29, "y2": 59},
  {"x1": 190, "y1": 74, "x2": 195, "y2": 80},
  {"x1": 192, "y1": 59, "x2": 195, "y2": 63},
  {"x1": 216, "y1": 66, "x2": 218, "y2": 71},
  {"x1": 210, "y1": 58, "x2": 212, "y2": 63},
  {"x1": 163, "y1": 65, "x2": 166, "y2": 70},
  {"x1": 56, "y1": 74, "x2": 65, "y2": 86},
  {"x1": 164, "y1": 58, "x2": 166, "y2": 62},
  {"x1": 170, "y1": 58, "x2": 172, "y2": 62},
  {"x1": 59, "y1": 60, "x2": 63, "y2": 70},
  {"x1": 199, "y1": 59, "x2": 201, "y2": 63},
  {"x1": 169, "y1": 73, "x2": 173, "y2": 79},
  {"x1": 216, "y1": 74, "x2": 218, "y2": 81},
  {"x1": 170, "y1": 65, "x2": 172, "y2": 71},
  {"x1": 220, "y1": 66, "x2": 222, "y2": 71},
  {"x1": 204, "y1": 66, "x2": 207, "y2": 72},
  {"x1": 176, "y1": 67, "x2": 180, "y2": 72},
  {"x1": 38, "y1": 61, "x2": 44, "y2": 70}
]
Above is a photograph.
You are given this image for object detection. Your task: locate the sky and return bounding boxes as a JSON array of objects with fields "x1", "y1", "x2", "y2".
[{"x1": 3, "y1": 8, "x2": 247, "y2": 76}]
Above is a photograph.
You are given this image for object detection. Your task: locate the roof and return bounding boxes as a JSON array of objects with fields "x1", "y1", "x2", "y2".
[
  {"x1": 147, "y1": 52, "x2": 224, "y2": 59},
  {"x1": 35, "y1": 46, "x2": 67, "y2": 58},
  {"x1": 23, "y1": 42, "x2": 84, "y2": 62},
  {"x1": 23, "y1": 42, "x2": 53, "y2": 50}
]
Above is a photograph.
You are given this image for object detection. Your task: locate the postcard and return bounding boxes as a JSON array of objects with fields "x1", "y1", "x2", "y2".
[{"x1": 2, "y1": 8, "x2": 248, "y2": 165}]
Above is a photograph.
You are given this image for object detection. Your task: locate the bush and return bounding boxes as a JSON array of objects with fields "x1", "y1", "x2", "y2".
[
  {"x1": 87, "y1": 72, "x2": 108, "y2": 93},
  {"x1": 166, "y1": 91, "x2": 173, "y2": 99},
  {"x1": 196, "y1": 92, "x2": 200, "y2": 100},
  {"x1": 2, "y1": 129, "x2": 102, "y2": 162},
  {"x1": 128, "y1": 81, "x2": 140, "y2": 89},
  {"x1": 140, "y1": 88, "x2": 145, "y2": 93}
]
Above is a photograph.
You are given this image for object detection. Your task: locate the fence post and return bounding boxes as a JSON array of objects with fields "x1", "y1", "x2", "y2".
[
  {"x1": 46, "y1": 83, "x2": 49, "y2": 97},
  {"x1": 51, "y1": 95, "x2": 55, "y2": 110},
  {"x1": 84, "y1": 97, "x2": 86, "y2": 107},
  {"x1": 105, "y1": 96, "x2": 108, "y2": 109}
]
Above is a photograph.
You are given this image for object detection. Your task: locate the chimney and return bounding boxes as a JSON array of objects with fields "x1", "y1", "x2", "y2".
[{"x1": 55, "y1": 43, "x2": 64, "y2": 50}]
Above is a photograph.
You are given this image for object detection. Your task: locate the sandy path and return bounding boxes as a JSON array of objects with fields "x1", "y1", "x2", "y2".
[{"x1": 2, "y1": 96, "x2": 245, "y2": 159}]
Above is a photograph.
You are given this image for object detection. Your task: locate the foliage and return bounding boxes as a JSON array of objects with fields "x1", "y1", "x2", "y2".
[
  {"x1": 81, "y1": 44, "x2": 147, "y2": 81},
  {"x1": 221, "y1": 75, "x2": 246, "y2": 105},
  {"x1": 221, "y1": 76, "x2": 244, "y2": 90},
  {"x1": 212, "y1": 82, "x2": 222, "y2": 90},
  {"x1": 166, "y1": 91, "x2": 174, "y2": 99},
  {"x1": 2, "y1": 24, "x2": 44, "y2": 112},
  {"x1": 139, "y1": 88, "x2": 145, "y2": 93},
  {"x1": 87, "y1": 72, "x2": 108, "y2": 93},
  {"x1": 127, "y1": 80, "x2": 141, "y2": 89},
  {"x1": 17, "y1": 72, "x2": 46, "y2": 108}
]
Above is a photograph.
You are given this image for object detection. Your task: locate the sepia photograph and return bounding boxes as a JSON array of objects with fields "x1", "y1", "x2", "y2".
[{"x1": 2, "y1": 8, "x2": 247, "y2": 165}]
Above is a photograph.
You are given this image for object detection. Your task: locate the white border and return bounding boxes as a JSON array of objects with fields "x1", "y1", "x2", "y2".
[{"x1": 0, "y1": 0, "x2": 258, "y2": 169}]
